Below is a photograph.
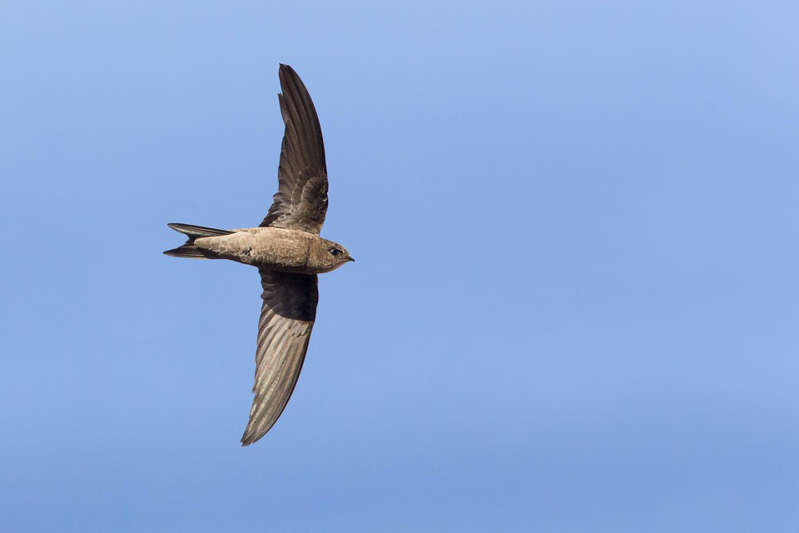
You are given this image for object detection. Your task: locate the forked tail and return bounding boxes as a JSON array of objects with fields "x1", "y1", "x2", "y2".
[{"x1": 164, "y1": 223, "x2": 232, "y2": 258}]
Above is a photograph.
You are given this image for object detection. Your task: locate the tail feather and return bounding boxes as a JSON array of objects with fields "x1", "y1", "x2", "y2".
[
  {"x1": 164, "y1": 244, "x2": 213, "y2": 258},
  {"x1": 164, "y1": 223, "x2": 232, "y2": 258},
  {"x1": 167, "y1": 223, "x2": 232, "y2": 238}
]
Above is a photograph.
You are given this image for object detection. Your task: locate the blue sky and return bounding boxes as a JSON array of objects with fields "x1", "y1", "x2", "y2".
[{"x1": 2, "y1": 1, "x2": 798, "y2": 531}]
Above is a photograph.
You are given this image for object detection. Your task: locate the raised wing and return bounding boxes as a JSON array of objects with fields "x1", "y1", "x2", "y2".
[
  {"x1": 260, "y1": 64, "x2": 328, "y2": 234},
  {"x1": 240, "y1": 269, "x2": 318, "y2": 445}
]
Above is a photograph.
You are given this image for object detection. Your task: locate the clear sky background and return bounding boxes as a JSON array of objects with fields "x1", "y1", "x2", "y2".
[{"x1": 2, "y1": 1, "x2": 798, "y2": 531}]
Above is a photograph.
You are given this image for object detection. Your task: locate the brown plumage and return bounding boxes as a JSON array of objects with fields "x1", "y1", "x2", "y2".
[{"x1": 164, "y1": 64, "x2": 354, "y2": 446}]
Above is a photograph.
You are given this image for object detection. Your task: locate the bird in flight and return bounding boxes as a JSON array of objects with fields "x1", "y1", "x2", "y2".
[{"x1": 164, "y1": 64, "x2": 354, "y2": 446}]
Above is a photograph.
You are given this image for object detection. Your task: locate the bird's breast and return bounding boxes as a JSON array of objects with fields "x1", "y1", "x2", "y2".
[{"x1": 195, "y1": 227, "x2": 315, "y2": 273}]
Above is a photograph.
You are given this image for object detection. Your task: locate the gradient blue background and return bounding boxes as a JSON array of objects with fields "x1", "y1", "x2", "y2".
[{"x1": 2, "y1": 2, "x2": 798, "y2": 531}]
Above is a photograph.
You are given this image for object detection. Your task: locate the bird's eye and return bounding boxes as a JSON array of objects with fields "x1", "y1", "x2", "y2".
[{"x1": 329, "y1": 248, "x2": 341, "y2": 256}]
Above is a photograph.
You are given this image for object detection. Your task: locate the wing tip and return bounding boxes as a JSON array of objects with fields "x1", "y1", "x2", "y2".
[
  {"x1": 239, "y1": 424, "x2": 271, "y2": 447},
  {"x1": 240, "y1": 425, "x2": 256, "y2": 446},
  {"x1": 279, "y1": 63, "x2": 297, "y2": 84}
]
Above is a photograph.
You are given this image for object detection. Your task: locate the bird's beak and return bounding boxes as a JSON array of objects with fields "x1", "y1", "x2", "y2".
[{"x1": 348, "y1": 257, "x2": 355, "y2": 262}]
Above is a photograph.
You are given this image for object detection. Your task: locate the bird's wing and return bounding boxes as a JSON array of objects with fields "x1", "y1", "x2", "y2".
[
  {"x1": 260, "y1": 64, "x2": 328, "y2": 235},
  {"x1": 241, "y1": 269, "x2": 318, "y2": 445}
]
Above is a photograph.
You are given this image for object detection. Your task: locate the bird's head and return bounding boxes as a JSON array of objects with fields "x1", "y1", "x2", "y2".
[{"x1": 314, "y1": 238, "x2": 355, "y2": 272}]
